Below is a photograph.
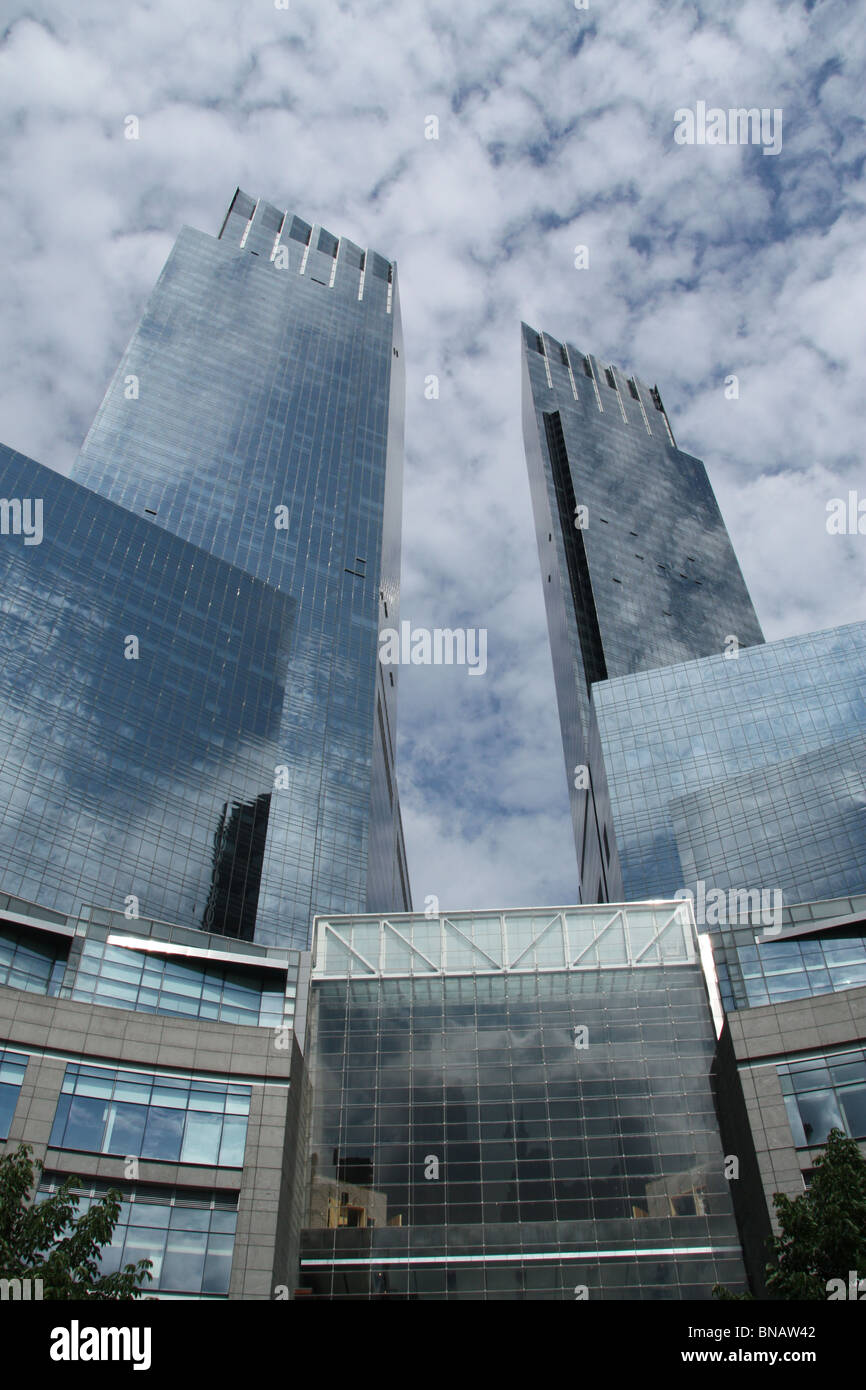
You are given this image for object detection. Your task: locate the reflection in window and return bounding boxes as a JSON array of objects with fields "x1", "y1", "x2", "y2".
[
  {"x1": 779, "y1": 1048, "x2": 866, "y2": 1147},
  {"x1": 38, "y1": 1178, "x2": 237, "y2": 1298},
  {"x1": 70, "y1": 937, "x2": 288, "y2": 1028},
  {"x1": 49, "y1": 1064, "x2": 251, "y2": 1167}
]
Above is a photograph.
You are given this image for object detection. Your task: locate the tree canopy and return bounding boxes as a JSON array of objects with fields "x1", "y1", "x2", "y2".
[{"x1": 0, "y1": 1143, "x2": 152, "y2": 1299}]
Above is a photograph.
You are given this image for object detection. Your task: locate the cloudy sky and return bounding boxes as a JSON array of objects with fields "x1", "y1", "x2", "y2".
[{"x1": 1, "y1": 0, "x2": 864, "y2": 915}]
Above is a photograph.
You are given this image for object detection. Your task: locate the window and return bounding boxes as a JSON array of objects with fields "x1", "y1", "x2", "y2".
[
  {"x1": 49, "y1": 1064, "x2": 251, "y2": 1168},
  {"x1": 779, "y1": 1048, "x2": 866, "y2": 1147},
  {"x1": 628, "y1": 379, "x2": 639, "y2": 400},
  {"x1": 38, "y1": 1178, "x2": 238, "y2": 1298},
  {"x1": 70, "y1": 938, "x2": 287, "y2": 1028},
  {"x1": 0, "y1": 923, "x2": 66, "y2": 996},
  {"x1": 317, "y1": 229, "x2": 339, "y2": 257},
  {"x1": 0, "y1": 1049, "x2": 28, "y2": 1139},
  {"x1": 288, "y1": 216, "x2": 312, "y2": 245},
  {"x1": 605, "y1": 368, "x2": 616, "y2": 390}
]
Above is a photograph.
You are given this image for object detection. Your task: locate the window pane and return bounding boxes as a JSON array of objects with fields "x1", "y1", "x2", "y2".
[
  {"x1": 104, "y1": 1101, "x2": 147, "y2": 1156},
  {"x1": 181, "y1": 1111, "x2": 223, "y2": 1165},
  {"x1": 796, "y1": 1090, "x2": 844, "y2": 1146},
  {"x1": 840, "y1": 1086, "x2": 866, "y2": 1139},
  {"x1": 162, "y1": 1231, "x2": 208, "y2": 1293},
  {"x1": 0, "y1": 1083, "x2": 19, "y2": 1139},
  {"x1": 202, "y1": 1234, "x2": 234, "y2": 1295},
  {"x1": 62, "y1": 1096, "x2": 108, "y2": 1151},
  {"x1": 142, "y1": 1106, "x2": 184, "y2": 1161},
  {"x1": 218, "y1": 1115, "x2": 248, "y2": 1167}
]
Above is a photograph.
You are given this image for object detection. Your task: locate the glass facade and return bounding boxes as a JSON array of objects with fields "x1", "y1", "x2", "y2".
[
  {"x1": 68, "y1": 936, "x2": 288, "y2": 1027},
  {"x1": 521, "y1": 324, "x2": 763, "y2": 902},
  {"x1": 0, "y1": 443, "x2": 295, "y2": 942},
  {"x1": 0, "y1": 1048, "x2": 28, "y2": 1139},
  {"x1": 0, "y1": 922, "x2": 67, "y2": 997},
  {"x1": 68, "y1": 189, "x2": 410, "y2": 946},
  {"x1": 49, "y1": 1063, "x2": 251, "y2": 1168},
  {"x1": 39, "y1": 1177, "x2": 238, "y2": 1298},
  {"x1": 671, "y1": 733, "x2": 866, "y2": 907},
  {"x1": 703, "y1": 891, "x2": 866, "y2": 1015},
  {"x1": 0, "y1": 894, "x2": 303, "y2": 1028},
  {"x1": 594, "y1": 621, "x2": 866, "y2": 904},
  {"x1": 0, "y1": 190, "x2": 410, "y2": 953},
  {"x1": 299, "y1": 905, "x2": 746, "y2": 1299}
]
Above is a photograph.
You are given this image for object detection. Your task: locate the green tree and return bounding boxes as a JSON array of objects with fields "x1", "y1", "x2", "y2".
[
  {"x1": 0, "y1": 1143, "x2": 152, "y2": 1299},
  {"x1": 714, "y1": 1128, "x2": 866, "y2": 1300}
]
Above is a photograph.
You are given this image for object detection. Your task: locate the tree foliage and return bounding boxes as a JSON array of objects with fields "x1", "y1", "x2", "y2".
[
  {"x1": 0, "y1": 1143, "x2": 152, "y2": 1299},
  {"x1": 715, "y1": 1128, "x2": 866, "y2": 1300}
]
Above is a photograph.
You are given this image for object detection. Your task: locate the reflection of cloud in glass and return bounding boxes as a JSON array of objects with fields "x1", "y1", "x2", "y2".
[{"x1": 0, "y1": 445, "x2": 294, "y2": 936}]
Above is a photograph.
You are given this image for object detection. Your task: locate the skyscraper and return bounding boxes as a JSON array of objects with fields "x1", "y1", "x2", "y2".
[
  {"x1": 0, "y1": 189, "x2": 411, "y2": 950},
  {"x1": 0, "y1": 190, "x2": 412, "y2": 1299},
  {"x1": 522, "y1": 322, "x2": 866, "y2": 1300},
  {"x1": 521, "y1": 324, "x2": 764, "y2": 903}
]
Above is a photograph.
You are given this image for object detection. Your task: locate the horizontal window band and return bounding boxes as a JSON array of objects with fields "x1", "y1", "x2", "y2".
[
  {"x1": 105, "y1": 932, "x2": 290, "y2": 974},
  {"x1": 301, "y1": 1245, "x2": 742, "y2": 1267},
  {"x1": 2, "y1": 1044, "x2": 291, "y2": 1089}
]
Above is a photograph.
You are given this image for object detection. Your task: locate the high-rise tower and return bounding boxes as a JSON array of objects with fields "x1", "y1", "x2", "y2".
[
  {"x1": 0, "y1": 190, "x2": 411, "y2": 949},
  {"x1": 521, "y1": 323, "x2": 764, "y2": 902}
]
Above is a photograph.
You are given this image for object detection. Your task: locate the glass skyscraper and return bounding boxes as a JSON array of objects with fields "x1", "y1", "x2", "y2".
[
  {"x1": 521, "y1": 324, "x2": 764, "y2": 903},
  {"x1": 0, "y1": 189, "x2": 411, "y2": 950},
  {"x1": 0, "y1": 189, "x2": 414, "y2": 1300}
]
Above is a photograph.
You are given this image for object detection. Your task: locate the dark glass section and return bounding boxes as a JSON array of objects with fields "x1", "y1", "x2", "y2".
[
  {"x1": 0, "y1": 922, "x2": 67, "y2": 996},
  {"x1": 202, "y1": 792, "x2": 271, "y2": 941},
  {"x1": 543, "y1": 411, "x2": 607, "y2": 691},
  {"x1": 779, "y1": 1046, "x2": 866, "y2": 1147}
]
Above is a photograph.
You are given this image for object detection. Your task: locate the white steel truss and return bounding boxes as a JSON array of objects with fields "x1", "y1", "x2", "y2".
[{"x1": 312, "y1": 902, "x2": 696, "y2": 979}]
